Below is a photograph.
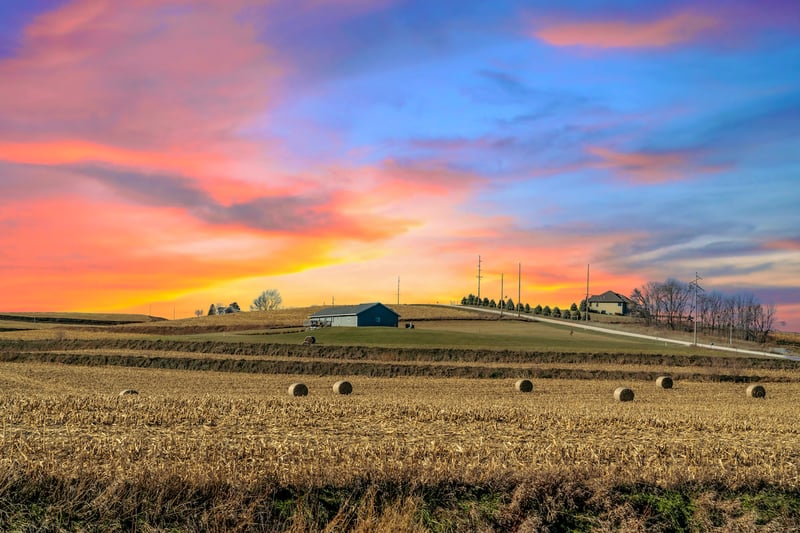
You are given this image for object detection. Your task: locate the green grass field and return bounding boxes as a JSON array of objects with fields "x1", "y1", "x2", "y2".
[{"x1": 175, "y1": 319, "x2": 727, "y2": 357}]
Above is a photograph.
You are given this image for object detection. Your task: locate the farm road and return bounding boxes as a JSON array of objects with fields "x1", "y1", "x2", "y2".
[{"x1": 441, "y1": 305, "x2": 800, "y2": 361}]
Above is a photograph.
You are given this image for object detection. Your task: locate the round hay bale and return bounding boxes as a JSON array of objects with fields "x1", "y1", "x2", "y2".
[
  {"x1": 302, "y1": 335, "x2": 316, "y2": 345},
  {"x1": 614, "y1": 387, "x2": 634, "y2": 402},
  {"x1": 515, "y1": 379, "x2": 533, "y2": 393},
  {"x1": 747, "y1": 384, "x2": 766, "y2": 398},
  {"x1": 333, "y1": 380, "x2": 353, "y2": 395},
  {"x1": 118, "y1": 389, "x2": 139, "y2": 397},
  {"x1": 656, "y1": 376, "x2": 674, "y2": 389},
  {"x1": 288, "y1": 383, "x2": 308, "y2": 397}
]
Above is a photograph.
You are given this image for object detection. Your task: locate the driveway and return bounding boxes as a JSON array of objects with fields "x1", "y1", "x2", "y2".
[{"x1": 443, "y1": 304, "x2": 799, "y2": 361}]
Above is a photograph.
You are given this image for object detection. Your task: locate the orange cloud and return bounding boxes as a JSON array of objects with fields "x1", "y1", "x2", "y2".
[
  {"x1": 0, "y1": 140, "x2": 222, "y2": 175},
  {"x1": 535, "y1": 10, "x2": 719, "y2": 48},
  {"x1": 763, "y1": 239, "x2": 800, "y2": 252},
  {"x1": 588, "y1": 146, "x2": 723, "y2": 184}
]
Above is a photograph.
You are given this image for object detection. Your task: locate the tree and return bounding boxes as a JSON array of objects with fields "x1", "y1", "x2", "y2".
[
  {"x1": 543, "y1": 305, "x2": 551, "y2": 316},
  {"x1": 194, "y1": 309, "x2": 203, "y2": 318},
  {"x1": 534, "y1": 305, "x2": 542, "y2": 315},
  {"x1": 207, "y1": 304, "x2": 217, "y2": 316},
  {"x1": 461, "y1": 297, "x2": 468, "y2": 305},
  {"x1": 570, "y1": 302, "x2": 578, "y2": 312},
  {"x1": 525, "y1": 303, "x2": 531, "y2": 313},
  {"x1": 506, "y1": 298, "x2": 515, "y2": 311},
  {"x1": 251, "y1": 289, "x2": 282, "y2": 311},
  {"x1": 552, "y1": 306, "x2": 561, "y2": 318},
  {"x1": 489, "y1": 299, "x2": 497, "y2": 308},
  {"x1": 563, "y1": 309, "x2": 571, "y2": 319},
  {"x1": 573, "y1": 309, "x2": 581, "y2": 320},
  {"x1": 483, "y1": 297, "x2": 490, "y2": 307}
]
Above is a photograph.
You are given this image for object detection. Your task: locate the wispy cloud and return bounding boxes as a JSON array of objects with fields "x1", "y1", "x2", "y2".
[
  {"x1": 587, "y1": 146, "x2": 725, "y2": 184},
  {"x1": 534, "y1": 9, "x2": 719, "y2": 49}
]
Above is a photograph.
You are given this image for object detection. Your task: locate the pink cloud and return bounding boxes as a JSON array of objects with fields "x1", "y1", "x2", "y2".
[
  {"x1": 763, "y1": 239, "x2": 800, "y2": 252},
  {"x1": 534, "y1": 9, "x2": 719, "y2": 49},
  {"x1": 0, "y1": 0, "x2": 281, "y2": 152},
  {"x1": 588, "y1": 146, "x2": 724, "y2": 184}
]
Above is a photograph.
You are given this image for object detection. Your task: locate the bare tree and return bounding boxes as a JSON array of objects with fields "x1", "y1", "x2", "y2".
[
  {"x1": 635, "y1": 279, "x2": 779, "y2": 344},
  {"x1": 194, "y1": 309, "x2": 203, "y2": 318},
  {"x1": 630, "y1": 281, "x2": 663, "y2": 325},
  {"x1": 251, "y1": 289, "x2": 282, "y2": 311},
  {"x1": 661, "y1": 278, "x2": 691, "y2": 330}
]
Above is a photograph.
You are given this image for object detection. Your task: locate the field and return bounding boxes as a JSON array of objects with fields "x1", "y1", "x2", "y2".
[{"x1": 1, "y1": 306, "x2": 799, "y2": 531}]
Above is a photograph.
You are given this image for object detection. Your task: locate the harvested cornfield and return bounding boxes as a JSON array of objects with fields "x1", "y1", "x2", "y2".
[{"x1": 2, "y1": 357, "x2": 800, "y2": 530}]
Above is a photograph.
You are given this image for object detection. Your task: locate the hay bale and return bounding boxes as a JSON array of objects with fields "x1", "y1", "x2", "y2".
[
  {"x1": 333, "y1": 380, "x2": 353, "y2": 395},
  {"x1": 302, "y1": 335, "x2": 316, "y2": 345},
  {"x1": 656, "y1": 376, "x2": 673, "y2": 389},
  {"x1": 747, "y1": 384, "x2": 766, "y2": 398},
  {"x1": 118, "y1": 389, "x2": 138, "y2": 397},
  {"x1": 614, "y1": 387, "x2": 634, "y2": 402},
  {"x1": 515, "y1": 379, "x2": 533, "y2": 393},
  {"x1": 288, "y1": 383, "x2": 309, "y2": 397}
]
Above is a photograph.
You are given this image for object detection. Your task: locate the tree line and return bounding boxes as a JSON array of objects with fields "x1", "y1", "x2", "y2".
[
  {"x1": 460, "y1": 294, "x2": 587, "y2": 320},
  {"x1": 629, "y1": 278, "x2": 776, "y2": 343}
]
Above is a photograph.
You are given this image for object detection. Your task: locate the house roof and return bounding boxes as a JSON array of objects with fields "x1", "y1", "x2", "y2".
[
  {"x1": 588, "y1": 290, "x2": 633, "y2": 304},
  {"x1": 309, "y1": 302, "x2": 399, "y2": 318}
]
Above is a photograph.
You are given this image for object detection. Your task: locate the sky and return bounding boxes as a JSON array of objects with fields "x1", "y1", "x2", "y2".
[{"x1": 1, "y1": 0, "x2": 799, "y2": 330}]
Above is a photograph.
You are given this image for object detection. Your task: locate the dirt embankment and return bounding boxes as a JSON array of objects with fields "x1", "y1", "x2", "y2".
[{"x1": 2, "y1": 338, "x2": 799, "y2": 383}]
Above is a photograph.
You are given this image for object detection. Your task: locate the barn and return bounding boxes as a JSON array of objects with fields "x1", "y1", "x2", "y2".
[{"x1": 308, "y1": 302, "x2": 400, "y2": 328}]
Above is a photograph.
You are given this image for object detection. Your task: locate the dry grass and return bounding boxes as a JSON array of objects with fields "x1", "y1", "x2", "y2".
[{"x1": 2, "y1": 362, "x2": 799, "y2": 489}]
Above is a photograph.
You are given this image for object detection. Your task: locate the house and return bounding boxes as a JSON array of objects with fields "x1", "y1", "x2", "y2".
[
  {"x1": 588, "y1": 291, "x2": 633, "y2": 316},
  {"x1": 308, "y1": 302, "x2": 400, "y2": 328}
]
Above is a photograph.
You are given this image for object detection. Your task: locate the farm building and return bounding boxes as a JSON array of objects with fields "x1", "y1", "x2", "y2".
[
  {"x1": 308, "y1": 302, "x2": 400, "y2": 328},
  {"x1": 588, "y1": 290, "x2": 633, "y2": 316}
]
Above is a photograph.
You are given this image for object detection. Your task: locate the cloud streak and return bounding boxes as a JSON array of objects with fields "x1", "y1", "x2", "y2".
[
  {"x1": 534, "y1": 9, "x2": 719, "y2": 49},
  {"x1": 587, "y1": 146, "x2": 724, "y2": 184}
]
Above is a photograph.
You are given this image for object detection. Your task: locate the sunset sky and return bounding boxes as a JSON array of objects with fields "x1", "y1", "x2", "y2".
[{"x1": 1, "y1": 0, "x2": 799, "y2": 330}]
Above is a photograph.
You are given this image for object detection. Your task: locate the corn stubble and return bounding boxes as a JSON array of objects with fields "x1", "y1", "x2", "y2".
[{"x1": 1, "y1": 364, "x2": 800, "y2": 530}]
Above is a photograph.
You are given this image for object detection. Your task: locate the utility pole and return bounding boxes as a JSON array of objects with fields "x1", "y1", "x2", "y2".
[
  {"x1": 517, "y1": 262, "x2": 521, "y2": 317},
  {"x1": 690, "y1": 272, "x2": 704, "y2": 346},
  {"x1": 500, "y1": 273, "x2": 504, "y2": 318},
  {"x1": 397, "y1": 276, "x2": 400, "y2": 305},
  {"x1": 584, "y1": 264, "x2": 590, "y2": 321},
  {"x1": 477, "y1": 255, "x2": 482, "y2": 301}
]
